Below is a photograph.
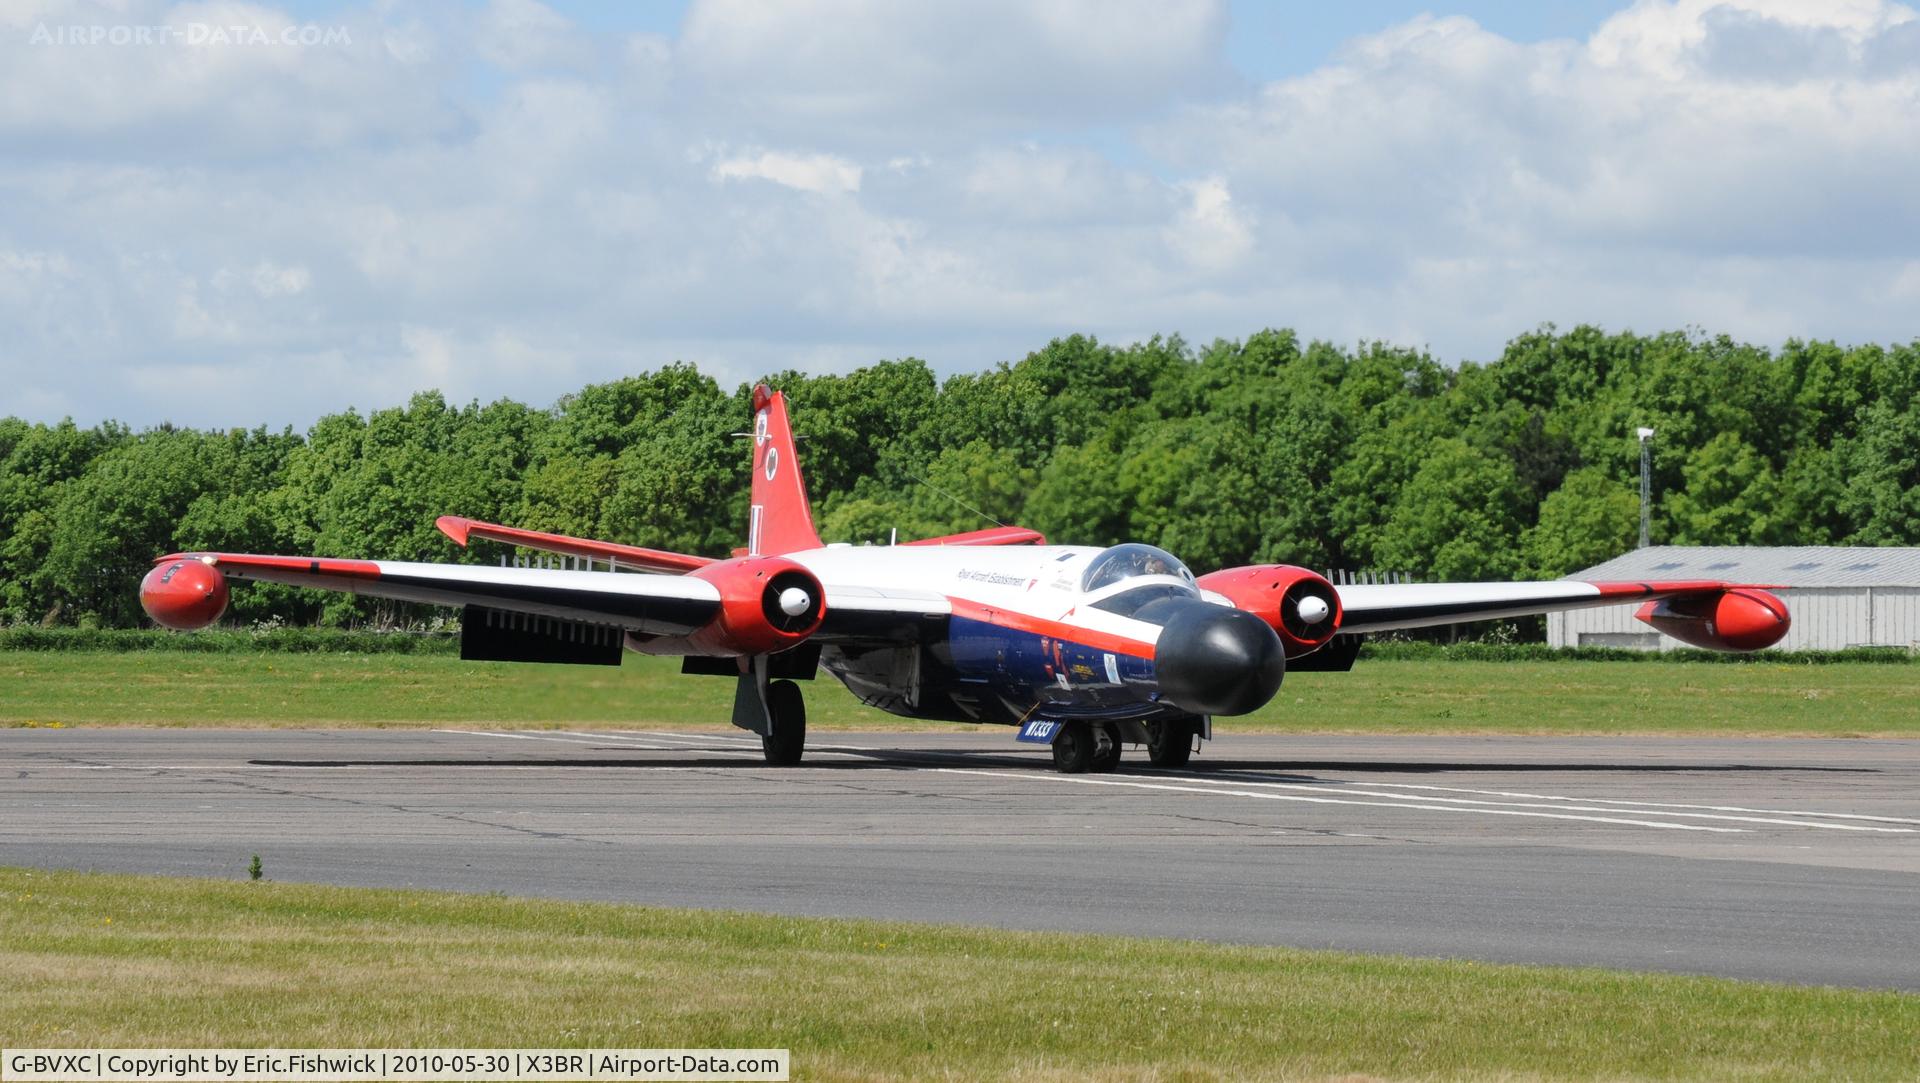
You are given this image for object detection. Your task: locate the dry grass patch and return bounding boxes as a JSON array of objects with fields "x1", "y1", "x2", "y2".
[{"x1": 2, "y1": 868, "x2": 1916, "y2": 1081}]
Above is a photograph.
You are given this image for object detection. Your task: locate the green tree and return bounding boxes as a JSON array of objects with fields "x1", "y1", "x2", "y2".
[
  {"x1": 1839, "y1": 403, "x2": 1920, "y2": 545},
  {"x1": 1373, "y1": 439, "x2": 1526, "y2": 581},
  {"x1": 1666, "y1": 433, "x2": 1796, "y2": 545},
  {"x1": 768, "y1": 359, "x2": 939, "y2": 499},
  {"x1": 1523, "y1": 468, "x2": 1639, "y2": 577},
  {"x1": 36, "y1": 431, "x2": 229, "y2": 626},
  {"x1": 1026, "y1": 437, "x2": 1130, "y2": 549},
  {"x1": 1122, "y1": 419, "x2": 1264, "y2": 571}
]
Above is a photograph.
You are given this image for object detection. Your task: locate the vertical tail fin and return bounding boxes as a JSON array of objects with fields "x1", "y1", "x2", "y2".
[{"x1": 747, "y1": 384, "x2": 824, "y2": 556}]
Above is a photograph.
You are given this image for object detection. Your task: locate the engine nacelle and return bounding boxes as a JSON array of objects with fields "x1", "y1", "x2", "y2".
[
  {"x1": 1195, "y1": 564, "x2": 1342, "y2": 658},
  {"x1": 1635, "y1": 588, "x2": 1790, "y2": 652},
  {"x1": 139, "y1": 558, "x2": 230, "y2": 630},
  {"x1": 685, "y1": 556, "x2": 826, "y2": 656}
]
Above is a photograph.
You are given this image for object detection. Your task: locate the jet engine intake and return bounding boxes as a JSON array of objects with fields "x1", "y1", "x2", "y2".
[
  {"x1": 139, "y1": 558, "x2": 230, "y2": 630},
  {"x1": 1195, "y1": 564, "x2": 1343, "y2": 657},
  {"x1": 686, "y1": 556, "x2": 826, "y2": 656},
  {"x1": 1635, "y1": 588, "x2": 1790, "y2": 652}
]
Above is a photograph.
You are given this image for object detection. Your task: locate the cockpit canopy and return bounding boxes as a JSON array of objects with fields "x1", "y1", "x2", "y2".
[{"x1": 1080, "y1": 543, "x2": 1197, "y2": 594}]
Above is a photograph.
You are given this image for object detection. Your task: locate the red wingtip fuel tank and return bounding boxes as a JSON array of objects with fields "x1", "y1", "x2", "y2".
[
  {"x1": 1194, "y1": 564, "x2": 1343, "y2": 658},
  {"x1": 1635, "y1": 587, "x2": 1791, "y2": 652},
  {"x1": 685, "y1": 555, "x2": 826, "y2": 656},
  {"x1": 139, "y1": 558, "x2": 230, "y2": 630}
]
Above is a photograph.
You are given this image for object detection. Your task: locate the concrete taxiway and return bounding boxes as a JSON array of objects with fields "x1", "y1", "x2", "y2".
[{"x1": 3, "y1": 728, "x2": 1917, "y2": 989}]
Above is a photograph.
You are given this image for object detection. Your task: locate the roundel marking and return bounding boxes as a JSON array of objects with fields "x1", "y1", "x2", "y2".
[
  {"x1": 764, "y1": 446, "x2": 779, "y2": 480},
  {"x1": 754, "y1": 411, "x2": 770, "y2": 446}
]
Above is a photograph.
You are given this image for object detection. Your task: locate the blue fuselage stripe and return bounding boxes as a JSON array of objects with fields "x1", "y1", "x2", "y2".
[{"x1": 943, "y1": 616, "x2": 1170, "y2": 721}]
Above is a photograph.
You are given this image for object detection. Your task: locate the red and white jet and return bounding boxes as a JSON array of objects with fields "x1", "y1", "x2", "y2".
[{"x1": 141, "y1": 386, "x2": 1791, "y2": 772}]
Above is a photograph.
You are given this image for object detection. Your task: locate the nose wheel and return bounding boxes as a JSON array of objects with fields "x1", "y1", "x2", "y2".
[
  {"x1": 1146, "y1": 718, "x2": 1196, "y2": 768},
  {"x1": 1052, "y1": 722, "x2": 1122, "y2": 774}
]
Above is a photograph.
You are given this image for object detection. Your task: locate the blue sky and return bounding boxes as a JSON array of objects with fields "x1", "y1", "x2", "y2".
[{"x1": 4, "y1": 0, "x2": 1917, "y2": 427}]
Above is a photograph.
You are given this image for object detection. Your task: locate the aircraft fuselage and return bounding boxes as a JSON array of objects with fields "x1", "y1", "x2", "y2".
[{"x1": 789, "y1": 543, "x2": 1231, "y2": 730}]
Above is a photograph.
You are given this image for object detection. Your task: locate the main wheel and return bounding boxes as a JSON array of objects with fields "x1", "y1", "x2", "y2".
[
  {"x1": 1051, "y1": 721, "x2": 1095, "y2": 774},
  {"x1": 761, "y1": 679, "x2": 807, "y2": 766},
  {"x1": 1089, "y1": 725, "x2": 1122, "y2": 773},
  {"x1": 1146, "y1": 719, "x2": 1194, "y2": 768}
]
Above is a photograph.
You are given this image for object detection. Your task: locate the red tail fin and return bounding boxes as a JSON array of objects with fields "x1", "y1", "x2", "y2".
[{"x1": 748, "y1": 385, "x2": 824, "y2": 556}]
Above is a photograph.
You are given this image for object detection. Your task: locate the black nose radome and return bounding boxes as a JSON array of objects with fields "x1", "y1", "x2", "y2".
[{"x1": 1152, "y1": 602, "x2": 1286, "y2": 716}]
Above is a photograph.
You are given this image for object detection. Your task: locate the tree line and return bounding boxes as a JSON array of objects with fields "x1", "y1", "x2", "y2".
[{"x1": 2, "y1": 325, "x2": 1916, "y2": 629}]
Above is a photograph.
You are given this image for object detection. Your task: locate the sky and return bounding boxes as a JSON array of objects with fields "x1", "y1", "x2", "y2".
[{"x1": 3, "y1": 0, "x2": 1918, "y2": 429}]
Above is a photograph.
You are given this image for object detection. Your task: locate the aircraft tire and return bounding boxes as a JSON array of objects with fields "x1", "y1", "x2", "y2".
[
  {"x1": 1089, "y1": 725, "x2": 1122, "y2": 773},
  {"x1": 1051, "y1": 721, "x2": 1095, "y2": 774},
  {"x1": 761, "y1": 679, "x2": 806, "y2": 766},
  {"x1": 1146, "y1": 719, "x2": 1194, "y2": 768}
]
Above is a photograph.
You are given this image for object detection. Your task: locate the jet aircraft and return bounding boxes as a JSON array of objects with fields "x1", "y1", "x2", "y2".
[{"x1": 141, "y1": 385, "x2": 1791, "y2": 772}]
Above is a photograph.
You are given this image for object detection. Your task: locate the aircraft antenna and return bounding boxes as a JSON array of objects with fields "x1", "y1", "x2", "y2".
[{"x1": 903, "y1": 468, "x2": 1007, "y2": 528}]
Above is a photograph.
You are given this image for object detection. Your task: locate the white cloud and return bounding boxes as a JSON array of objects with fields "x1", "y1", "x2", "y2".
[
  {"x1": 1164, "y1": 177, "x2": 1253, "y2": 271},
  {"x1": 248, "y1": 261, "x2": 309, "y2": 298},
  {"x1": 399, "y1": 324, "x2": 455, "y2": 388},
  {"x1": 474, "y1": 0, "x2": 594, "y2": 72},
  {"x1": 676, "y1": 0, "x2": 1230, "y2": 143},
  {"x1": 3, "y1": 0, "x2": 1918, "y2": 429},
  {"x1": 1147, "y1": 0, "x2": 1920, "y2": 352},
  {"x1": 0, "y1": 248, "x2": 75, "y2": 296},
  {"x1": 712, "y1": 150, "x2": 863, "y2": 195},
  {"x1": 0, "y1": 1, "x2": 460, "y2": 157},
  {"x1": 1588, "y1": 0, "x2": 1913, "y2": 75},
  {"x1": 952, "y1": 146, "x2": 1158, "y2": 225},
  {"x1": 1891, "y1": 260, "x2": 1920, "y2": 300}
]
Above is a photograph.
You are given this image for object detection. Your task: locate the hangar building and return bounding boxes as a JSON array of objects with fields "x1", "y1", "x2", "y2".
[{"x1": 1548, "y1": 546, "x2": 1920, "y2": 651}]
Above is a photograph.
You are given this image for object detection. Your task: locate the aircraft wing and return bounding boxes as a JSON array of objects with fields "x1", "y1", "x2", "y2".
[
  {"x1": 1333, "y1": 579, "x2": 1749, "y2": 634},
  {"x1": 153, "y1": 551, "x2": 948, "y2": 648},
  {"x1": 161, "y1": 552, "x2": 722, "y2": 635},
  {"x1": 815, "y1": 583, "x2": 951, "y2": 641}
]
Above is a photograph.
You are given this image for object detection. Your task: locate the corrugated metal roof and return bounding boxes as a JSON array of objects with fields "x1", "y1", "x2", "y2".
[{"x1": 1570, "y1": 546, "x2": 1920, "y2": 587}]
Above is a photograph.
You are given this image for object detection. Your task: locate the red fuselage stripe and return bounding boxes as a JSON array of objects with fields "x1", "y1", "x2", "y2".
[{"x1": 947, "y1": 597, "x2": 1156, "y2": 659}]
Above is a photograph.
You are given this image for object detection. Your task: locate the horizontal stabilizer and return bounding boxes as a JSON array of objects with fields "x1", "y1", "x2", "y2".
[
  {"x1": 437, "y1": 516, "x2": 712, "y2": 574},
  {"x1": 900, "y1": 526, "x2": 1047, "y2": 547}
]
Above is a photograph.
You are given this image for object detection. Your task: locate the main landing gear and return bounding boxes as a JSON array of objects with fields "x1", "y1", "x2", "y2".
[{"x1": 761, "y1": 678, "x2": 807, "y2": 766}]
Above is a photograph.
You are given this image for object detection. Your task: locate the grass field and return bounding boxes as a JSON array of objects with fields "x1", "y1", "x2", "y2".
[
  {"x1": 2, "y1": 867, "x2": 1915, "y2": 1082},
  {"x1": 4, "y1": 651, "x2": 1917, "y2": 735}
]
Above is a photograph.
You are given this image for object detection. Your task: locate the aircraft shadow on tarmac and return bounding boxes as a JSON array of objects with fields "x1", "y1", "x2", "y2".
[
  {"x1": 248, "y1": 758, "x2": 904, "y2": 769},
  {"x1": 246, "y1": 752, "x2": 1877, "y2": 774},
  {"x1": 1185, "y1": 760, "x2": 1875, "y2": 774}
]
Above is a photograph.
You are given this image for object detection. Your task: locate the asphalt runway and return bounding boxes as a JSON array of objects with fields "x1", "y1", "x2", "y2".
[{"x1": 4, "y1": 727, "x2": 1918, "y2": 990}]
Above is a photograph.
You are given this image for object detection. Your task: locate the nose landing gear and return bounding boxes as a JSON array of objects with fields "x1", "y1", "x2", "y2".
[
  {"x1": 1052, "y1": 721, "x2": 1122, "y2": 774},
  {"x1": 1145, "y1": 718, "x2": 1197, "y2": 768}
]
